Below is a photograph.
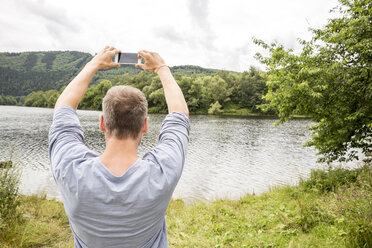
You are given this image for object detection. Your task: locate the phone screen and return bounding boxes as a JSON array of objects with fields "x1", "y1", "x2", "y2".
[{"x1": 117, "y1": 53, "x2": 138, "y2": 64}]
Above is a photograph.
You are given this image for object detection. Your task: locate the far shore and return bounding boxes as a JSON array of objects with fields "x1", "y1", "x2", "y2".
[{"x1": 0, "y1": 104, "x2": 312, "y2": 119}]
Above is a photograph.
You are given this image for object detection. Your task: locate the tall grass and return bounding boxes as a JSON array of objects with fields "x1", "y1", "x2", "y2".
[
  {"x1": 0, "y1": 160, "x2": 21, "y2": 234},
  {"x1": 303, "y1": 163, "x2": 372, "y2": 247}
]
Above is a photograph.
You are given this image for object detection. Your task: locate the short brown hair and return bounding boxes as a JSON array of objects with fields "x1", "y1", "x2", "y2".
[{"x1": 102, "y1": 85, "x2": 148, "y2": 139}]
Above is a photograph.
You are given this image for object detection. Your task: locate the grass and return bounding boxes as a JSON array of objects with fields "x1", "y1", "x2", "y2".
[
  {"x1": 0, "y1": 163, "x2": 371, "y2": 247},
  {"x1": 167, "y1": 187, "x2": 348, "y2": 247},
  {"x1": 0, "y1": 194, "x2": 74, "y2": 248}
]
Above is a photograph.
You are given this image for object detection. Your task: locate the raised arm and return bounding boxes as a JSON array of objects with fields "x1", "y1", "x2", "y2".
[
  {"x1": 55, "y1": 46, "x2": 120, "y2": 110},
  {"x1": 136, "y1": 51, "x2": 189, "y2": 116}
]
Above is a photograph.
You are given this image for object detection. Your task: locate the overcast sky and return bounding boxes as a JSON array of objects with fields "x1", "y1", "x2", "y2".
[{"x1": 0, "y1": 0, "x2": 339, "y2": 71}]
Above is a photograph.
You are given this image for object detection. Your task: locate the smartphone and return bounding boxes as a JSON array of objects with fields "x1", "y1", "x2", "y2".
[{"x1": 114, "y1": 52, "x2": 141, "y2": 64}]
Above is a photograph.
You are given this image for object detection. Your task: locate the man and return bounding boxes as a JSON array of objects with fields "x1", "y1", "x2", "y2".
[{"x1": 49, "y1": 46, "x2": 190, "y2": 247}]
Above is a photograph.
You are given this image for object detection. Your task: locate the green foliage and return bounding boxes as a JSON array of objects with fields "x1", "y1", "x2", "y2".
[
  {"x1": 41, "y1": 51, "x2": 58, "y2": 70},
  {"x1": 0, "y1": 95, "x2": 17, "y2": 105},
  {"x1": 120, "y1": 70, "x2": 269, "y2": 114},
  {"x1": 22, "y1": 67, "x2": 270, "y2": 115},
  {"x1": 23, "y1": 90, "x2": 59, "y2": 108},
  {"x1": 0, "y1": 66, "x2": 72, "y2": 96},
  {"x1": 45, "y1": 90, "x2": 59, "y2": 108},
  {"x1": 0, "y1": 195, "x2": 74, "y2": 247},
  {"x1": 255, "y1": 0, "x2": 372, "y2": 163},
  {"x1": 334, "y1": 167, "x2": 372, "y2": 247},
  {"x1": 170, "y1": 65, "x2": 220, "y2": 75},
  {"x1": 24, "y1": 53, "x2": 38, "y2": 71},
  {"x1": 314, "y1": 163, "x2": 372, "y2": 247},
  {"x1": 0, "y1": 161, "x2": 21, "y2": 233},
  {"x1": 208, "y1": 101, "x2": 223, "y2": 115},
  {"x1": 0, "y1": 51, "x2": 229, "y2": 97},
  {"x1": 203, "y1": 75, "x2": 232, "y2": 104},
  {"x1": 24, "y1": 91, "x2": 46, "y2": 107},
  {"x1": 166, "y1": 164, "x2": 371, "y2": 247},
  {"x1": 300, "y1": 165, "x2": 366, "y2": 194},
  {"x1": 80, "y1": 80, "x2": 112, "y2": 110},
  {"x1": 186, "y1": 77, "x2": 206, "y2": 112},
  {"x1": 0, "y1": 50, "x2": 272, "y2": 115},
  {"x1": 238, "y1": 67, "x2": 269, "y2": 112},
  {"x1": 149, "y1": 88, "x2": 166, "y2": 110}
]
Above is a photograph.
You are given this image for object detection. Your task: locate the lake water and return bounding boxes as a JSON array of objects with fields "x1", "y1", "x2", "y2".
[{"x1": 0, "y1": 105, "x2": 355, "y2": 202}]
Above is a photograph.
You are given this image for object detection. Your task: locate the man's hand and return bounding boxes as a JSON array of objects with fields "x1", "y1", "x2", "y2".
[
  {"x1": 88, "y1": 46, "x2": 121, "y2": 70},
  {"x1": 55, "y1": 46, "x2": 120, "y2": 110},
  {"x1": 136, "y1": 50, "x2": 189, "y2": 116},
  {"x1": 135, "y1": 50, "x2": 166, "y2": 73}
]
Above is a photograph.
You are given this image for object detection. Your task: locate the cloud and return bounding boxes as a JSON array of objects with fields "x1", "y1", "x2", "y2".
[
  {"x1": 0, "y1": 0, "x2": 340, "y2": 71},
  {"x1": 186, "y1": 0, "x2": 217, "y2": 50},
  {"x1": 154, "y1": 26, "x2": 185, "y2": 43},
  {"x1": 187, "y1": 0, "x2": 210, "y2": 30},
  {"x1": 15, "y1": 0, "x2": 80, "y2": 40}
]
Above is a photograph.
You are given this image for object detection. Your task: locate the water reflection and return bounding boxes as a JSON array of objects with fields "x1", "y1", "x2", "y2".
[{"x1": 0, "y1": 106, "x2": 352, "y2": 203}]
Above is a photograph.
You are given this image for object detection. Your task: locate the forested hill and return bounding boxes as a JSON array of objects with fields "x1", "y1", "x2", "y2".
[
  {"x1": 0, "y1": 51, "x2": 221, "y2": 96},
  {"x1": 0, "y1": 51, "x2": 270, "y2": 117}
]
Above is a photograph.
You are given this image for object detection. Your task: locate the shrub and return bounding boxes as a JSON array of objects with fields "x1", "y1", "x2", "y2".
[
  {"x1": 300, "y1": 166, "x2": 361, "y2": 193},
  {"x1": 333, "y1": 165, "x2": 372, "y2": 247},
  {"x1": 309, "y1": 163, "x2": 372, "y2": 247},
  {"x1": 208, "y1": 101, "x2": 223, "y2": 115},
  {"x1": 0, "y1": 160, "x2": 21, "y2": 231}
]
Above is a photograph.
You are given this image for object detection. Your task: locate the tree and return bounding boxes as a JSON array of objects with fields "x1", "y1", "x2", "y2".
[
  {"x1": 238, "y1": 68, "x2": 268, "y2": 111},
  {"x1": 24, "y1": 91, "x2": 47, "y2": 107},
  {"x1": 79, "y1": 80, "x2": 112, "y2": 110},
  {"x1": 45, "y1": 90, "x2": 60, "y2": 108},
  {"x1": 187, "y1": 77, "x2": 207, "y2": 112},
  {"x1": 79, "y1": 87, "x2": 95, "y2": 110},
  {"x1": 217, "y1": 71, "x2": 240, "y2": 103},
  {"x1": 202, "y1": 75, "x2": 232, "y2": 106},
  {"x1": 255, "y1": 0, "x2": 372, "y2": 163},
  {"x1": 0, "y1": 95, "x2": 17, "y2": 105},
  {"x1": 114, "y1": 73, "x2": 132, "y2": 86},
  {"x1": 149, "y1": 88, "x2": 167, "y2": 112},
  {"x1": 208, "y1": 101, "x2": 223, "y2": 115}
]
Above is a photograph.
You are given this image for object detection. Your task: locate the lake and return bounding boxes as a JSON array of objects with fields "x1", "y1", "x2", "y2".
[{"x1": 0, "y1": 105, "x2": 353, "y2": 202}]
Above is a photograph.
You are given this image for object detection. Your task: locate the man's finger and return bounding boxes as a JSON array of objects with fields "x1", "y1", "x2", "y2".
[
  {"x1": 109, "y1": 50, "x2": 119, "y2": 56},
  {"x1": 109, "y1": 62, "x2": 120, "y2": 67},
  {"x1": 135, "y1": 64, "x2": 144, "y2": 70},
  {"x1": 138, "y1": 51, "x2": 150, "y2": 60},
  {"x1": 138, "y1": 50, "x2": 146, "y2": 57}
]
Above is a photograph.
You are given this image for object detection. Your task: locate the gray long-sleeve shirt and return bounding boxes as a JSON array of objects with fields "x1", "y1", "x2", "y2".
[{"x1": 48, "y1": 106, "x2": 190, "y2": 248}]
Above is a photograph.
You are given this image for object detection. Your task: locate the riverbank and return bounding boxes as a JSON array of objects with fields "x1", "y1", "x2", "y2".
[
  {"x1": 2, "y1": 104, "x2": 311, "y2": 119},
  {"x1": 1, "y1": 164, "x2": 371, "y2": 247}
]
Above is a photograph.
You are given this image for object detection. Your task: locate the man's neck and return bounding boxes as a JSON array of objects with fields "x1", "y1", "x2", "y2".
[{"x1": 99, "y1": 136, "x2": 140, "y2": 177}]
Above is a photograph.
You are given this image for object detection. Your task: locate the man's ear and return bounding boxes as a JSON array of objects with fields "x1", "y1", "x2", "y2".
[
  {"x1": 142, "y1": 117, "x2": 149, "y2": 134},
  {"x1": 99, "y1": 114, "x2": 106, "y2": 132}
]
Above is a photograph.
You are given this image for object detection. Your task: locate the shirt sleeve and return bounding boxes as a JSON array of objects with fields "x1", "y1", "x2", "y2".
[
  {"x1": 48, "y1": 106, "x2": 93, "y2": 180},
  {"x1": 143, "y1": 112, "x2": 190, "y2": 190}
]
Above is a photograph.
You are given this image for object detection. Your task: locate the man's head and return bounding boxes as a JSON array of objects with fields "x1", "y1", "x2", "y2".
[{"x1": 101, "y1": 85, "x2": 148, "y2": 140}]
